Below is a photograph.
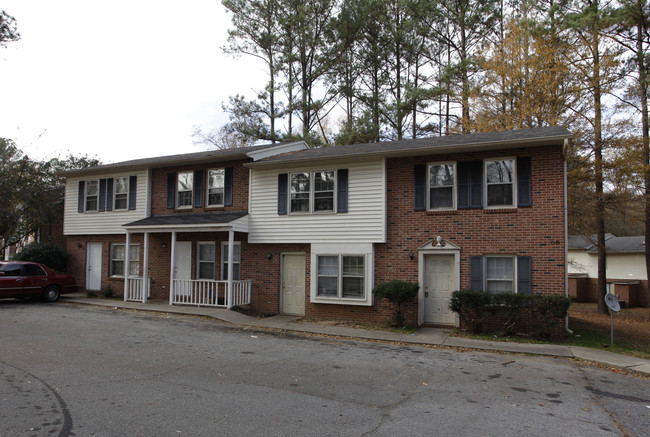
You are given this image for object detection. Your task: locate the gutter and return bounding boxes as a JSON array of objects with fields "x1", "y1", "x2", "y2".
[{"x1": 564, "y1": 139, "x2": 573, "y2": 334}]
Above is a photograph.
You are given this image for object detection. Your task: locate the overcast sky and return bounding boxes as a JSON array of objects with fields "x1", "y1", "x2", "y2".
[{"x1": 0, "y1": 1, "x2": 262, "y2": 164}]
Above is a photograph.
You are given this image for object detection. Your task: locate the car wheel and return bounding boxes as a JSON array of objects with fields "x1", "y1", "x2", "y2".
[{"x1": 43, "y1": 285, "x2": 60, "y2": 302}]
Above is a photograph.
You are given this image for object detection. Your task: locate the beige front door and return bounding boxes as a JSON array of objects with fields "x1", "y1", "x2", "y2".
[
  {"x1": 424, "y1": 254, "x2": 455, "y2": 325},
  {"x1": 174, "y1": 242, "x2": 192, "y2": 296},
  {"x1": 86, "y1": 243, "x2": 102, "y2": 291},
  {"x1": 281, "y1": 254, "x2": 305, "y2": 315}
]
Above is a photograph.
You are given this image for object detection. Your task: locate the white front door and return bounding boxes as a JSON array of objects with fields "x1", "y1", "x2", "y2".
[
  {"x1": 424, "y1": 254, "x2": 455, "y2": 325},
  {"x1": 281, "y1": 254, "x2": 305, "y2": 316},
  {"x1": 174, "y1": 242, "x2": 192, "y2": 296},
  {"x1": 86, "y1": 243, "x2": 102, "y2": 291}
]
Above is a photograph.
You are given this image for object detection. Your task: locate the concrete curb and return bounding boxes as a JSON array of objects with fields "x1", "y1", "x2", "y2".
[{"x1": 58, "y1": 295, "x2": 650, "y2": 376}]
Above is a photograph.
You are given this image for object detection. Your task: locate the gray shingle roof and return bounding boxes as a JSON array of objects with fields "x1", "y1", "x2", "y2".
[
  {"x1": 251, "y1": 126, "x2": 571, "y2": 165},
  {"x1": 62, "y1": 143, "x2": 280, "y2": 176},
  {"x1": 585, "y1": 236, "x2": 645, "y2": 254},
  {"x1": 124, "y1": 211, "x2": 248, "y2": 227}
]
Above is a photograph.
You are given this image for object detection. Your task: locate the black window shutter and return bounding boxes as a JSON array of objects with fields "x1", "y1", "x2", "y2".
[
  {"x1": 469, "y1": 256, "x2": 484, "y2": 291},
  {"x1": 106, "y1": 178, "x2": 114, "y2": 211},
  {"x1": 166, "y1": 173, "x2": 176, "y2": 209},
  {"x1": 337, "y1": 168, "x2": 348, "y2": 213},
  {"x1": 98, "y1": 178, "x2": 107, "y2": 212},
  {"x1": 414, "y1": 164, "x2": 426, "y2": 211},
  {"x1": 470, "y1": 161, "x2": 483, "y2": 208},
  {"x1": 193, "y1": 170, "x2": 204, "y2": 208},
  {"x1": 517, "y1": 256, "x2": 532, "y2": 294},
  {"x1": 224, "y1": 167, "x2": 233, "y2": 206},
  {"x1": 458, "y1": 162, "x2": 470, "y2": 208},
  {"x1": 128, "y1": 175, "x2": 137, "y2": 210},
  {"x1": 78, "y1": 181, "x2": 85, "y2": 213},
  {"x1": 278, "y1": 173, "x2": 288, "y2": 215},
  {"x1": 517, "y1": 157, "x2": 532, "y2": 207}
]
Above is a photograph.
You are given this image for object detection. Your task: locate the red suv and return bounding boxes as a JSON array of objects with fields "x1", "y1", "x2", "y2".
[{"x1": 0, "y1": 261, "x2": 78, "y2": 302}]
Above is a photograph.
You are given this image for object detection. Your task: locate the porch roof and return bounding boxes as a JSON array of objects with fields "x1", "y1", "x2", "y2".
[{"x1": 122, "y1": 211, "x2": 249, "y2": 233}]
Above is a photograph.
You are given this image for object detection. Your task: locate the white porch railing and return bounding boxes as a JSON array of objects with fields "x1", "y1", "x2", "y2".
[
  {"x1": 125, "y1": 277, "x2": 151, "y2": 302},
  {"x1": 171, "y1": 279, "x2": 252, "y2": 307}
]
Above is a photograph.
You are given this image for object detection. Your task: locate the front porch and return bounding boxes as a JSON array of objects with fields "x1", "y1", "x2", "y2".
[{"x1": 121, "y1": 211, "x2": 252, "y2": 308}]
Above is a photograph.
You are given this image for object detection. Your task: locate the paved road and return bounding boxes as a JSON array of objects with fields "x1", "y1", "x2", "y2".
[{"x1": 1, "y1": 301, "x2": 649, "y2": 437}]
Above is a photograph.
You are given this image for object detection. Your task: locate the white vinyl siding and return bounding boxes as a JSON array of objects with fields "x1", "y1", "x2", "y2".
[
  {"x1": 64, "y1": 170, "x2": 149, "y2": 235},
  {"x1": 249, "y1": 160, "x2": 386, "y2": 243}
]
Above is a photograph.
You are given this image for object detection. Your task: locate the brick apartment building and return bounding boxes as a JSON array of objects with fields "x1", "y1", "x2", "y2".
[{"x1": 63, "y1": 127, "x2": 570, "y2": 327}]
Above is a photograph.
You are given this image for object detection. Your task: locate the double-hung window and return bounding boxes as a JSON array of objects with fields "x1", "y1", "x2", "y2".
[
  {"x1": 177, "y1": 171, "x2": 193, "y2": 208},
  {"x1": 290, "y1": 171, "x2": 335, "y2": 213},
  {"x1": 198, "y1": 243, "x2": 215, "y2": 280},
  {"x1": 485, "y1": 256, "x2": 515, "y2": 293},
  {"x1": 85, "y1": 180, "x2": 99, "y2": 212},
  {"x1": 428, "y1": 163, "x2": 455, "y2": 209},
  {"x1": 207, "y1": 169, "x2": 225, "y2": 207},
  {"x1": 114, "y1": 177, "x2": 128, "y2": 210},
  {"x1": 221, "y1": 242, "x2": 241, "y2": 280},
  {"x1": 485, "y1": 159, "x2": 515, "y2": 207},
  {"x1": 110, "y1": 243, "x2": 140, "y2": 277},
  {"x1": 316, "y1": 255, "x2": 365, "y2": 299}
]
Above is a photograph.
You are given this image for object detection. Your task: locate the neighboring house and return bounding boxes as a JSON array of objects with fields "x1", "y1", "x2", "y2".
[
  {"x1": 568, "y1": 235, "x2": 648, "y2": 307},
  {"x1": 63, "y1": 127, "x2": 570, "y2": 327}
]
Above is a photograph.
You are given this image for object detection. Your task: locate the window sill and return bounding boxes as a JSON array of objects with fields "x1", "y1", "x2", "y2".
[
  {"x1": 484, "y1": 207, "x2": 517, "y2": 214},
  {"x1": 426, "y1": 209, "x2": 458, "y2": 216},
  {"x1": 311, "y1": 297, "x2": 371, "y2": 306}
]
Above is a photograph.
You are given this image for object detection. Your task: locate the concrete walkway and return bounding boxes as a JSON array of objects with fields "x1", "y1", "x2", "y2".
[{"x1": 59, "y1": 294, "x2": 650, "y2": 377}]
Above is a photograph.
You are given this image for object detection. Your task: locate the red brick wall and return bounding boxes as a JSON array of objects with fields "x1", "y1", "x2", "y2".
[{"x1": 150, "y1": 159, "x2": 250, "y2": 215}]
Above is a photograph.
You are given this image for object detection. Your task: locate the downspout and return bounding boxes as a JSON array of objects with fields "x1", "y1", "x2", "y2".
[
  {"x1": 563, "y1": 139, "x2": 573, "y2": 334},
  {"x1": 124, "y1": 231, "x2": 131, "y2": 301}
]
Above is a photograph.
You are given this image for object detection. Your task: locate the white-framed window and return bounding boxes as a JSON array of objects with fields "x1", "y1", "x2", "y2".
[
  {"x1": 221, "y1": 242, "x2": 241, "y2": 280},
  {"x1": 207, "y1": 169, "x2": 225, "y2": 207},
  {"x1": 197, "y1": 242, "x2": 215, "y2": 280},
  {"x1": 290, "y1": 172, "x2": 311, "y2": 212},
  {"x1": 485, "y1": 256, "x2": 515, "y2": 293},
  {"x1": 114, "y1": 177, "x2": 129, "y2": 210},
  {"x1": 316, "y1": 254, "x2": 365, "y2": 299},
  {"x1": 110, "y1": 243, "x2": 140, "y2": 277},
  {"x1": 85, "y1": 180, "x2": 99, "y2": 212},
  {"x1": 290, "y1": 171, "x2": 335, "y2": 213},
  {"x1": 177, "y1": 171, "x2": 193, "y2": 208},
  {"x1": 428, "y1": 162, "x2": 456, "y2": 210},
  {"x1": 485, "y1": 158, "x2": 516, "y2": 207}
]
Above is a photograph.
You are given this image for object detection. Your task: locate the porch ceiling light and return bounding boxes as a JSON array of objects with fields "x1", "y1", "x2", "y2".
[{"x1": 267, "y1": 252, "x2": 272, "y2": 260}]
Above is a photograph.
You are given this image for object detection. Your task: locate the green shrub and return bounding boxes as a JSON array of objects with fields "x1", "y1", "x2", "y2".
[
  {"x1": 449, "y1": 289, "x2": 571, "y2": 338},
  {"x1": 14, "y1": 242, "x2": 68, "y2": 272},
  {"x1": 102, "y1": 285, "x2": 114, "y2": 298},
  {"x1": 373, "y1": 280, "x2": 419, "y2": 327}
]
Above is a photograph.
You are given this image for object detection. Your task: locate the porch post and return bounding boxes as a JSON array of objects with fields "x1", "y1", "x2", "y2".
[
  {"x1": 124, "y1": 231, "x2": 131, "y2": 301},
  {"x1": 227, "y1": 228, "x2": 234, "y2": 309},
  {"x1": 142, "y1": 232, "x2": 149, "y2": 303},
  {"x1": 169, "y1": 231, "x2": 176, "y2": 305}
]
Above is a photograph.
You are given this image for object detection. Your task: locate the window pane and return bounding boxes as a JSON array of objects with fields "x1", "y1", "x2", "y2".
[
  {"x1": 129, "y1": 261, "x2": 139, "y2": 276},
  {"x1": 317, "y1": 276, "x2": 338, "y2": 296},
  {"x1": 177, "y1": 172, "x2": 193, "y2": 191},
  {"x1": 178, "y1": 191, "x2": 192, "y2": 207},
  {"x1": 314, "y1": 171, "x2": 334, "y2": 191},
  {"x1": 314, "y1": 192, "x2": 334, "y2": 211},
  {"x1": 111, "y1": 261, "x2": 124, "y2": 277},
  {"x1": 86, "y1": 181, "x2": 98, "y2": 196},
  {"x1": 115, "y1": 177, "x2": 128, "y2": 194},
  {"x1": 430, "y1": 187, "x2": 453, "y2": 209},
  {"x1": 199, "y1": 262, "x2": 214, "y2": 280},
  {"x1": 486, "y1": 160, "x2": 514, "y2": 183},
  {"x1": 486, "y1": 280, "x2": 513, "y2": 293},
  {"x1": 343, "y1": 256, "x2": 364, "y2": 276},
  {"x1": 86, "y1": 197, "x2": 98, "y2": 211},
  {"x1": 112, "y1": 245, "x2": 125, "y2": 260},
  {"x1": 318, "y1": 256, "x2": 338, "y2": 276},
  {"x1": 115, "y1": 194, "x2": 127, "y2": 210},
  {"x1": 429, "y1": 164, "x2": 454, "y2": 187},
  {"x1": 290, "y1": 193, "x2": 310, "y2": 212},
  {"x1": 342, "y1": 256, "x2": 364, "y2": 298},
  {"x1": 290, "y1": 173, "x2": 310, "y2": 194},
  {"x1": 209, "y1": 169, "x2": 224, "y2": 189},
  {"x1": 23, "y1": 264, "x2": 46, "y2": 276},
  {"x1": 486, "y1": 257, "x2": 514, "y2": 280},
  {"x1": 342, "y1": 277, "x2": 364, "y2": 297},
  {"x1": 199, "y1": 244, "x2": 215, "y2": 262},
  {"x1": 129, "y1": 245, "x2": 139, "y2": 261},
  {"x1": 0, "y1": 264, "x2": 22, "y2": 276},
  {"x1": 487, "y1": 184, "x2": 513, "y2": 206}
]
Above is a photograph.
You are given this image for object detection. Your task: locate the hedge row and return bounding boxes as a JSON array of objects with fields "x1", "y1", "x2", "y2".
[{"x1": 449, "y1": 289, "x2": 570, "y2": 339}]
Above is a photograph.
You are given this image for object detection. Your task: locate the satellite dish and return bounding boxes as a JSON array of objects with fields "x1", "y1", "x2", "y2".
[{"x1": 605, "y1": 293, "x2": 620, "y2": 313}]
